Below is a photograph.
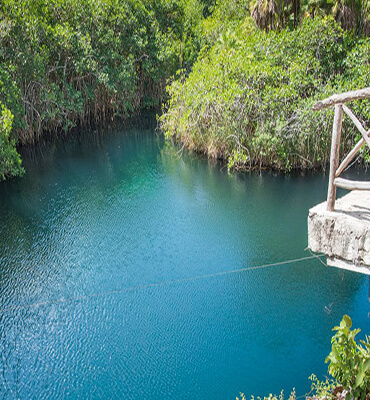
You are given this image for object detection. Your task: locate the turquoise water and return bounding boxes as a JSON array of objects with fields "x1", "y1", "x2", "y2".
[{"x1": 0, "y1": 114, "x2": 369, "y2": 399}]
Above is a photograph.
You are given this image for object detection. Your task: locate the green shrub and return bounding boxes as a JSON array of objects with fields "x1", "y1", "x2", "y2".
[
  {"x1": 236, "y1": 316, "x2": 370, "y2": 400},
  {"x1": 0, "y1": 102, "x2": 24, "y2": 180},
  {"x1": 326, "y1": 315, "x2": 370, "y2": 400},
  {"x1": 0, "y1": 0, "x2": 206, "y2": 145},
  {"x1": 161, "y1": 17, "x2": 362, "y2": 171},
  {"x1": 308, "y1": 373, "x2": 338, "y2": 399}
]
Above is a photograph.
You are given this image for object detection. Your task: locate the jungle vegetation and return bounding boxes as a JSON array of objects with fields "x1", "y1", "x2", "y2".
[
  {"x1": 160, "y1": 0, "x2": 370, "y2": 171},
  {"x1": 1, "y1": 0, "x2": 370, "y2": 178},
  {"x1": 0, "y1": 0, "x2": 206, "y2": 179}
]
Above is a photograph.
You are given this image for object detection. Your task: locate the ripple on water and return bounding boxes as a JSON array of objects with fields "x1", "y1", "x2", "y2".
[{"x1": 0, "y1": 122, "x2": 369, "y2": 399}]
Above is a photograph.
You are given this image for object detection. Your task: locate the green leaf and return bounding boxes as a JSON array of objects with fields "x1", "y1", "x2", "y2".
[
  {"x1": 363, "y1": 358, "x2": 370, "y2": 372},
  {"x1": 355, "y1": 369, "x2": 365, "y2": 388},
  {"x1": 343, "y1": 315, "x2": 352, "y2": 329}
]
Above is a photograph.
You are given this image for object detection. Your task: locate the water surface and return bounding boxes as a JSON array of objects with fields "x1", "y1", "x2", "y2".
[{"x1": 0, "y1": 114, "x2": 369, "y2": 399}]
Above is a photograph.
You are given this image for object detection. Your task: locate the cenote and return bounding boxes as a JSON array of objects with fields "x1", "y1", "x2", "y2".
[{"x1": 0, "y1": 113, "x2": 369, "y2": 400}]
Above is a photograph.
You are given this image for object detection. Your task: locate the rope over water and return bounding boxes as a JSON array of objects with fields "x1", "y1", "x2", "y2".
[{"x1": 0, "y1": 254, "x2": 325, "y2": 314}]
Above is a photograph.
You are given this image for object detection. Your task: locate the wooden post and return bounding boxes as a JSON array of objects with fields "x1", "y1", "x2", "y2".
[{"x1": 327, "y1": 104, "x2": 344, "y2": 211}]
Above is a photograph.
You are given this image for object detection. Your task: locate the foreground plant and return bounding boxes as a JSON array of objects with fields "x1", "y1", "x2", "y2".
[
  {"x1": 325, "y1": 315, "x2": 370, "y2": 400},
  {"x1": 237, "y1": 389, "x2": 296, "y2": 400},
  {"x1": 236, "y1": 316, "x2": 370, "y2": 400}
]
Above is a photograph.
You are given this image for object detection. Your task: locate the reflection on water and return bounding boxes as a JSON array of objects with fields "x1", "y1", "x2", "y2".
[{"x1": 0, "y1": 113, "x2": 369, "y2": 399}]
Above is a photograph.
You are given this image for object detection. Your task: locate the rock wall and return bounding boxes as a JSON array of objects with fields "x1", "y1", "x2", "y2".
[{"x1": 308, "y1": 190, "x2": 370, "y2": 274}]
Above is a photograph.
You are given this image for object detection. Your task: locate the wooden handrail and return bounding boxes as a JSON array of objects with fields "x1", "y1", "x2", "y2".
[
  {"x1": 342, "y1": 104, "x2": 370, "y2": 148},
  {"x1": 336, "y1": 130, "x2": 370, "y2": 178},
  {"x1": 334, "y1": 177, "x2": 370, "y2": 190},
  {"x1": 327, "y1": 104, "x2": 343, "y2": 211},
  {"x1": 313, "y1": 87, "x2": 370, "y2": 111},
  {"x1": 313, "y1": 88, "x2": 370, "y2": 211}
]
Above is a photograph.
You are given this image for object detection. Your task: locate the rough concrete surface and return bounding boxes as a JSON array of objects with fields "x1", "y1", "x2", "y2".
[{"x1": 308, "y1": 190, "x2": 370, "y2": 274}]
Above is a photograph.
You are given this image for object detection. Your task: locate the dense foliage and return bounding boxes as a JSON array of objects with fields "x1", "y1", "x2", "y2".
[
  {"x1": 1, "y1": 0, "x2": 370, "y2": 179},
  {"x1": 0, "y1": 102, "x2": 24, "y2": 180},
  {"x1": 0, "y1": 0, "x2": 207, "y2": 179},
  {"x1": 161, "y1": 14, "x2": 370, "y2": 171}
]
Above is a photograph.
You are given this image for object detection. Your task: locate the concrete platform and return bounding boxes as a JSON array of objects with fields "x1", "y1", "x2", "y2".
[{"x1": 308, "y1": 190, "x2": 370, "y2": 274}]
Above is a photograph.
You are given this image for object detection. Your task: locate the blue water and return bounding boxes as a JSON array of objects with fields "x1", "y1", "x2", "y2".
[{"x1": 0, "y1": 114, "x2": 369, "y2": 399}]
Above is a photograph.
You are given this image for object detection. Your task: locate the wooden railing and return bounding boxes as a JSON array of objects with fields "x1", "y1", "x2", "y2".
[{"x1": 313, "y1": 87, "x2": 370, "y2": 212}]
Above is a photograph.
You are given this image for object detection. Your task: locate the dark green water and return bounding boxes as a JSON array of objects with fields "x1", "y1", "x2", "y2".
[{"x1": 0, "y1": 114, "x2": 369, "y2": 399}]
